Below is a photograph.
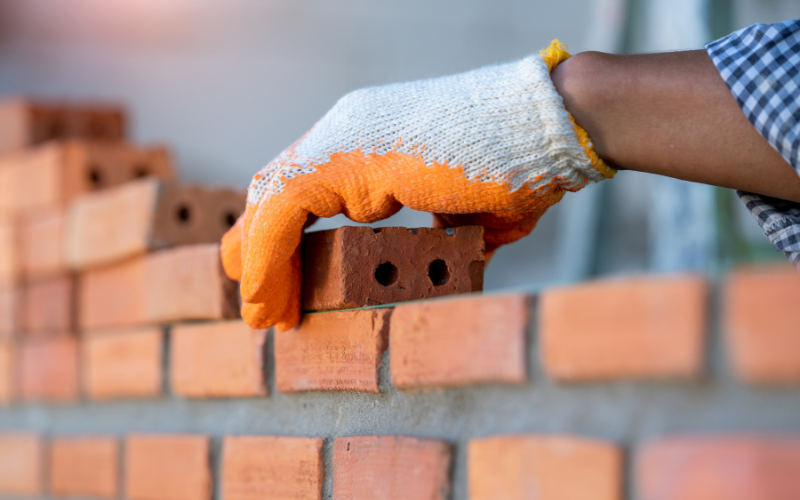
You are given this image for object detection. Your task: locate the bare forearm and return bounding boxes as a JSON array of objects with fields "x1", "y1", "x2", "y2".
[{"x1": 552, "y1": 50, "x2": 800, "y2": 203}]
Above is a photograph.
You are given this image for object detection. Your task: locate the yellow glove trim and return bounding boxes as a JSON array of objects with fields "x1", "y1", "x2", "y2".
[{"x1": 540, "y1": 40, "x2": 617, "y2": 180}]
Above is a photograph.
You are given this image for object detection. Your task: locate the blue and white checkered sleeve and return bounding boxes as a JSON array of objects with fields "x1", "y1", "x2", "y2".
[{"x1": 706, "y1": 20, "x2": 800, "y2": 268}]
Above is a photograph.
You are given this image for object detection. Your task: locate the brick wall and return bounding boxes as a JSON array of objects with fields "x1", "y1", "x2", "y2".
[{"x1": 1, "y1": 99, "x2": 800, "y2": 499}]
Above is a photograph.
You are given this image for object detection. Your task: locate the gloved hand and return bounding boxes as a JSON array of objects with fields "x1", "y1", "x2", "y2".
[{"x1": 222, "y1": 40, "x2": 615, "y2": 331}]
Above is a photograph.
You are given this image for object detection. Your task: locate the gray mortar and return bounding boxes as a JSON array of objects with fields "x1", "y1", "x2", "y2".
[{"x1": 2, "y1": 288, "x2": 800, "y2": 500}]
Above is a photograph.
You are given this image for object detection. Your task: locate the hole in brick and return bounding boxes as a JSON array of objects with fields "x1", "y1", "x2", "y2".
[
  {"x1": 87, "y1": 167, "x2": 103, "y2": 188},
  {"x1": 176, "y1": 204, "x2": 191, "y2": 224},
  {"x1": 223, "y1": 211, "x2": 237, "y2": 228},
  {"x1": 132, "y1": 164, "x2": 150, "y2": 179},
  {"x1": 374, "y1": 262, "x2": 398, "y2": 286},
  {"x1": 428, "y1": 259, "x2": 450, "y2": 286}
]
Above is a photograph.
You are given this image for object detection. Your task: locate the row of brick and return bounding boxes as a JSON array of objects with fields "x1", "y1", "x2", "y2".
[
  {"x1": 2, "y1": 431, "x2": 799, "y2": 499},
  {"x1": 0, "y1": 270, "x2": 797, "y2": 404}
]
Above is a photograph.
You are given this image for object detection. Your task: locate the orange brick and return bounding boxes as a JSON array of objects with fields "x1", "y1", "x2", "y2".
[
  {"x1": 0, "y1": 432, "x2": 43, "y2": 495},
  {"x1": 49, "y1": 436, "x2": 118, "y2": 498},
  {"x1": 274, "y1": 309, "x2": 390, "y2": 393},
  {"x1": 0, "y1": 340, "x2": 14, "y2": 405},
  {"x1": 19, "y1": 206, "x2": 66, "y2": 279},
  {"x1": 0, "y1": 287, "x2": 20, "y2": 339},
  {"x1": 125, "y1": 434, "x2": 211, "y2": 500},
  {"x1": 0, "y1": 215, "x2": 19, "y2": 286},
  {"x1": 333, "y1": 435, "x2": 451, "y2": 500},
  {"x1": 638, "y1": 435, "x2": 800, "y2": 500},
  {"x1": 390, "y1": 294, "x2": 527, "y2": 389},
  {"x1": 82, "y1": 326, "x2": 163, "y2": 400},
  {"x1": 724, "y1": 267, "x2": 800, "y2": 382},
  {"x1": 469, "y1": 434, "x2": 622, "y2": 500},
  {"x1": 21, "y1": 275, "x2": 74, "y2": 334},
  {"x1": 222, "y1": 436, "x2": 324, "y2": 500},
  {"x1": 171, "y1": 321, "x2": 266, "y2": 398},
  {"x1": 79, "y1": 244, "x2": 238, "y2": 329},
  {"x1": 17, "y1": 335, "x2": 79, "y2": 402},
  {"x1": 540, "y1": 274, "x2": 708, "y2": 381}
]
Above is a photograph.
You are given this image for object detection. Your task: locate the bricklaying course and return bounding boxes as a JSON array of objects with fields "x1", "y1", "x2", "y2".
[{"x1": 0, "y1": 98, "x2": 799, "y2": 499}]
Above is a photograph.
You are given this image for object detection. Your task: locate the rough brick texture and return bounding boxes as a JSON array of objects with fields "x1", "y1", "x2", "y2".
[
  {"x1": 302, "y1": 226, "x2": 484, "y2": 312},
  {"x1": 222, "y1": 436, "x2": 324, "y2": 500},
  {"x1": 49, "y1": 436, "x2": 118, "y2": 498},
  {"x1": 275, "y1": 309, "x2": 390, "y2": 393},
  {"x1": 0, "y1": 340, "x2": 13, "y2": 405},
  {"x1": 333, "y1": 435, "x2": 451, "y2": 500},
  {"x1": 638, "y1": 435, "x2": 800, "y2": 500},
  {"x1": 125, "y1": 434, "x2": 211, "y2": 500},
  {"x1": 390, "y1": 294, "x2": 527, "y2": 389},
  {"x1": 469, "y1": 435, "x2": 622, "y2": 500},
  {"x1": 65, "y1": 179, "x2": 244, "y2": 269},
  {"x1": 19, "y1": 206, "x2": 66, "y2": 279},
  {"x1": 171, "y1": 321, "x2": 267, "y2": 398},
  {"x1": 0, "y1": 98, "x2": 125, "y2": 152},
  {"x1": 0, "y1": 287, "x2": 19, "y2": 339},
  {"x1": 725, "y1": 267, "x2": 800, "y2": 382},
  {"x1": 22, "y1": 275, "x2": 74, "y2": 334},
  {"x1": 0, "y1": 215, "x2": 19, "y2": 286},
  {"x1": 0, "y1": 140, "x2": 173, "y2": 214},
  {"x1": 82, "y1": 326, "x2": 163, "y2": 400},
  {"x1": 540, "y1": 275, "x2": 708, "y2": 381},
  {"x1": 17, "y1": 335, "x2": 79, "y2": 402},
  {"x1": 0, "y1": 432, "x2": 42, "y2": 495},
  {"x1": 79, "y1": 243, "x2": 238, "y2": 329}
]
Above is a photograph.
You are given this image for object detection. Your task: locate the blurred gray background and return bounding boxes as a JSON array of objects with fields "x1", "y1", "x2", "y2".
[{"x1": 0, "y1": 0, "x2": 797, "y2": 290}]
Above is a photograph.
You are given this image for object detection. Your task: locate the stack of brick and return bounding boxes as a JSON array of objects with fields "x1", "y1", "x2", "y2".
[{"x1": 0, "y1": 97, "x2": 799, "y2": 500}]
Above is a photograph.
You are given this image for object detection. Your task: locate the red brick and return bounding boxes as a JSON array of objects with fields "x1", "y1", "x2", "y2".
[
  {"x1": 540, "y1": 274, "x2": 708, "y2": 381},
  {"x1": 274, "y1": 309, "x2": 390, "y2": 393},
  {"x1": 638, "y1": 435, "x2": 800, "y2": 500},
  {"x1": 19, "y1": 206, "x2": 66, "y2": 279},
  {"x1": 0, "y1": 340, "x2": 14, "y2": 405},
  {"x1": 17, "y1": 335, "x2": 79, "y2": 402},
  {"x1": 0, "y1": 432, "x2": 43, "y2": 495},
  {"x1": 469, "y1": 434, "x2": 622, "y2": 500},
  {"x1": 21, "y1": 275, "x2": 74, "y2": 334},
  {"x1": 81, "y1": 326, "x2": 163, "y2": 400},
  {"x1": 78, "y1": 244, "x2": 239, "y2": 329},
  {"x1": 724, "y1": 267, "x2": 800, "y2": 382},
  {"x1": 302, "y1": 226, "x2": 484, "y2": 312},
  {"x1": 222, "y1": 436, "x2": 324, "y2": 500},
  {"x1": 0, "y1": 140, "x2": 174, "y2": 215},
  {"x1": 125, "y1": 434, "x2": 211, "y2": 500},
  {"x1": 0, "y1": 98, "x2": 125, "y2": 153},
  {"x1": 390, "y1": 294, "x2": 527, "y2": 389},
  {"x1": 0, "y1": 215, "x2": 19, "y2": 286},
  {"x1": 49, "y1": 436, "x2": 118, "y2": 498},
  {"x1": 333, "y1": 435, "x2": 450, "y2": 500},
  {"x1": 171, "y1": 321, "x2": 266, "y2": 398},
  {"x1": 65, "y1": 180, "x2": 244, "y2": 270},
  {"x1": 0, "y1": 287, "x2": 20, "y2": 339}
]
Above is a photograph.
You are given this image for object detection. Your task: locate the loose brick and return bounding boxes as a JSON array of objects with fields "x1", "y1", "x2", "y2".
[
  {"x1": 302, "y1": 226, "x2": 484, "y2": 312},
  {"x1": 49, "y1": 436, "x2": 118, "y2": 498},
  {"x1": 540, "y1": 274, "x2": 708, "y2": 381},
  {"x1": 390, "y1": 294, "x2": 527, "y2": 389},
  {"x1": 222, "y1": 436, "x2": 324, "y2": 500},
  {"x1": 275, "y1": 309, "x2": 390, "y2": 393},
  {"x1": 0, "y1": 215, "x2": 19, "y2": 286},
  {"x1": 17, "y1": 335, "x2": 79, "y2": 402},
  {"x1": 0, "y1": 98, "x2": 125, "y2": 153},
  {"x1": 19, "y1": 206, "x2": 66, "y2": 279},
  {"x1": 171, "y1": 321, "x2": 267, "y2": 398},
  {"x1": 0, "y1": 340, "x2": 14, "y2": 405},
  {"x1": 82, "y1": 326, "x2": 163, "y2": 400},
  {"x1": 725, "y1": 267, "x2": 800, "y2": 382},
  {"x1": 79, "y1": 243, "x2": 239, "y2": 329},
  {"x1": 332, "y1": 435, "x2": 451, "y2": 500},
  {"x1": 0, "y1": 287, "x2": 20, "y2": 339},
  {"x1": 125, "y1": 434, "x2": 211, "y2": 500},
  {"x1": 21, "y1": 275, "x2": 74, "y2": 334},
  {"x1": 66, "y1": 179, "x2": 245, "y2": 269},
  {"x1": 469, "y1": 434, "x2": 622, "y2": 500},
  {"x1": 0, "y1": 432, "x2": 43, "y2": 495},
  {"x1": 0, "y1": 140, "x2": 173, "y2": 214},
  {"x1": 638, "y1": 435, "x2": 800, "y2": 500}
]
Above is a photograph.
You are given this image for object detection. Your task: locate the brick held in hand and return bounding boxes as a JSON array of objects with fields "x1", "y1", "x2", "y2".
[
  {"x1": 302, "y1": 225, "x2": 485, "y2": 312},
  {"x1": 21, "y1": 275, "x2": 75, "y2": 335},
  {"x1": 17, "y1": 334, "x2": 79, "y2": 403},
  {"x1": 78, "y1": 243, "x2": 239, "y2": 329},
  {"x1": 0, "y1": 98, "x2": 125, "y2": 153},
  {"x1": 66, "y1": 179, "x2": 245, "y2": 270},
  {"x1": 19, "y1": 206, "x2": 67, "y2": 279},
  {"x1": 0, "y1": 140, "x2": 174, "y2": 214},
  {"x1": 125, "y1": 434, "x2": 211, "y2": 500},
  {"x1": 0, "y1": 432, "x2": 44, "y2": 496},
  {"x1": 49, "y1": 436, "x2": 119, "y2": 499}
]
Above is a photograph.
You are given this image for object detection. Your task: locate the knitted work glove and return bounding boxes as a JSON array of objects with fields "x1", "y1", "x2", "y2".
[{"x1": 222, "y1": 41, "x2": 615, "y2": 330}]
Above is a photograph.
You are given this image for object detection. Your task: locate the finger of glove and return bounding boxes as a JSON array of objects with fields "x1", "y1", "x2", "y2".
[
  {"x1": 432, "y1": 212, "x2": 545, "y2": 253},
  {"x1": 220, "y1": 213, "x2": 245, "y2": 281}
]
